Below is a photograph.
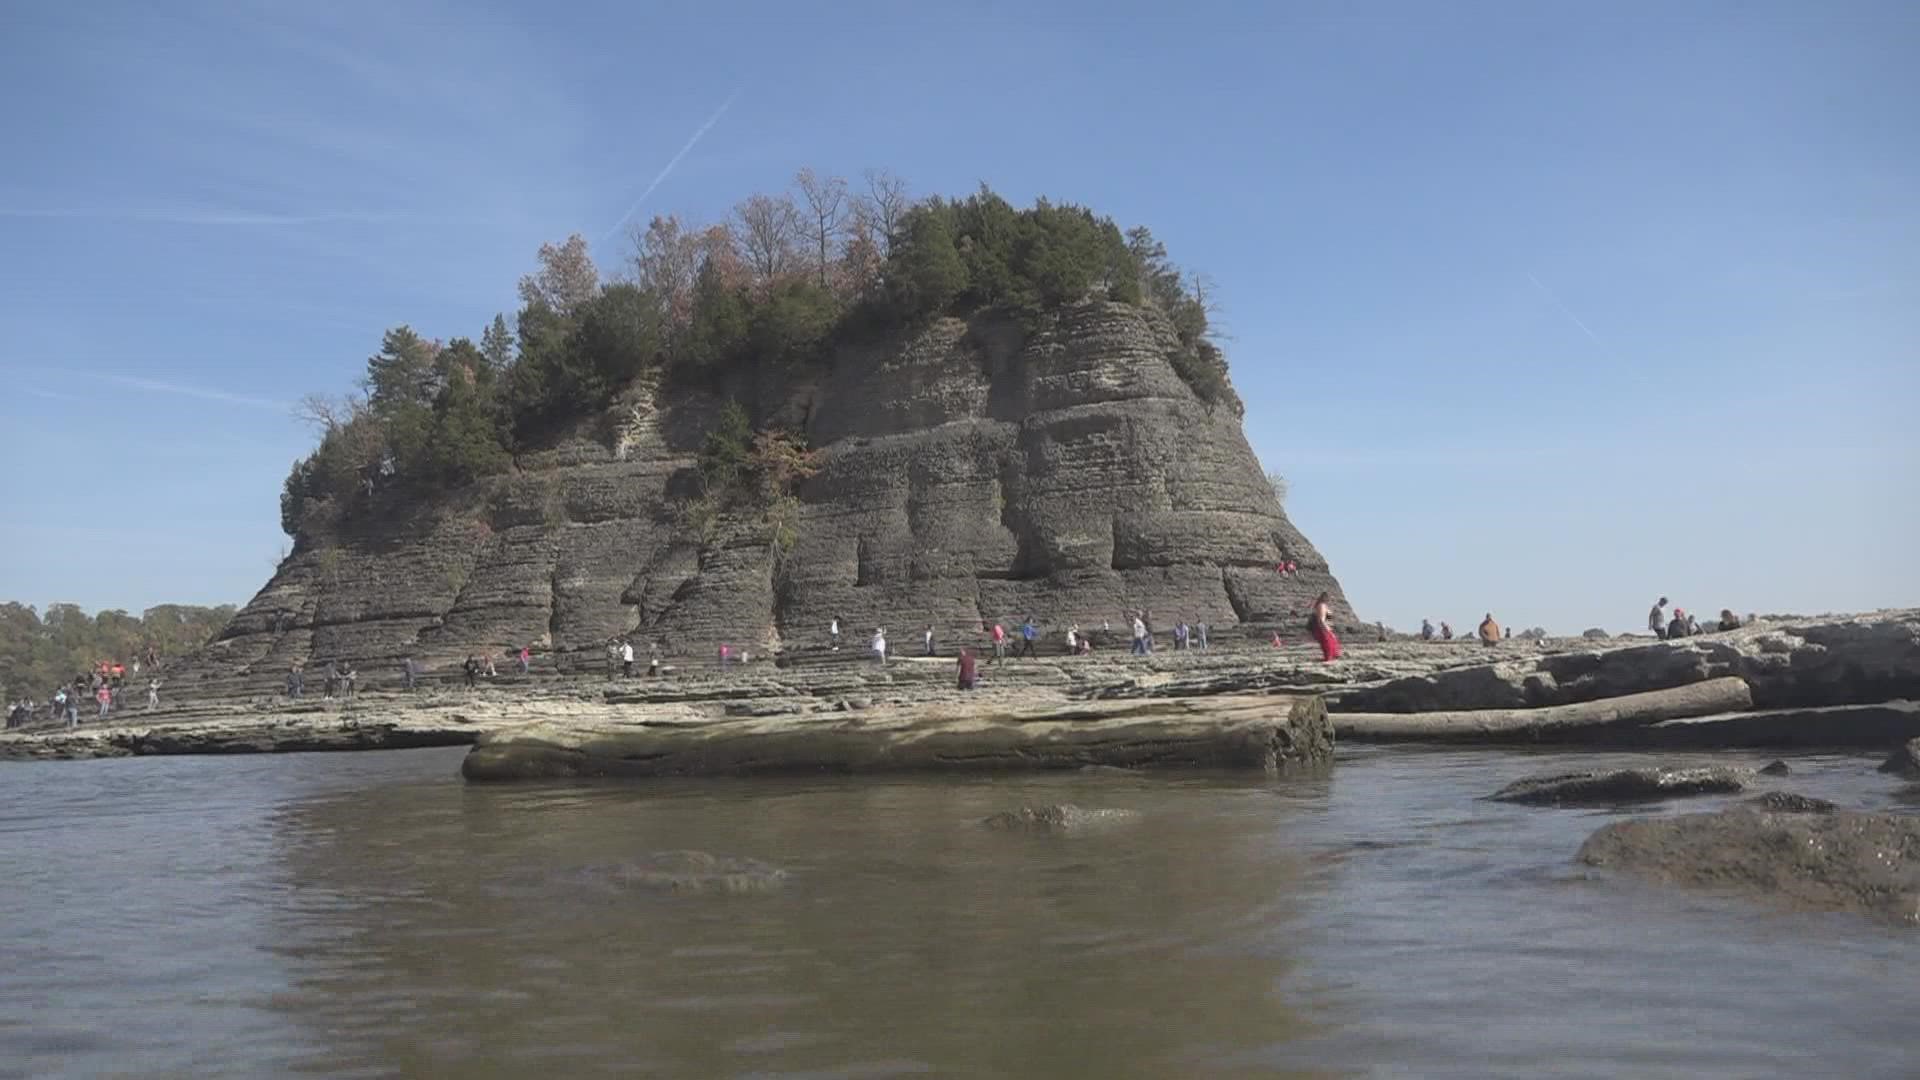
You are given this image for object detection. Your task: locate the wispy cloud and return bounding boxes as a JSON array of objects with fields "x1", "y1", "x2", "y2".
[
  {"x1": 0, "y1": 207, "x2": 416, "y2": 227},
  {"x1": 24, "y1": 387, "x2": 81, "y2": 402},
  {"x1": 604, "y1": 88, "x2": 744, "y2": 242},
  {"x1": 1525, "y1": 271, "x2": 1603, "y2": 346},
  {"x1": 7, "y1": 367, "x2": 290, "y2": 411}
]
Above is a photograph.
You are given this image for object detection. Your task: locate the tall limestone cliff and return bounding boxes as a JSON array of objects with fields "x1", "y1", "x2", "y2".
[{"x1": 198, "y1": 301, "x2": 1353, "y2": 685}]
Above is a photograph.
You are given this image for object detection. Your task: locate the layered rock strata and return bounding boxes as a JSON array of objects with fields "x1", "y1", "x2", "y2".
[{"x1": 186, "y1": 302, "x2": 1352, "y2": 695}]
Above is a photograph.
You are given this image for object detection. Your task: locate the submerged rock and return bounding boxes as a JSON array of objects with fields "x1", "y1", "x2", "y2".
[
  {"x1": 1746, "y1": 792, "x2": 1835, "y2": 813},
  {"x1": 1877, "y1": 737, "x2": 1920, "y2": 779},
  {"x1": 1490, "y1": 766, "x2": 1751, "y2": 806},
  {"x1": 565, "y1": 852, "x2": 788, "y2": 895},
  {"x1": 981, "y1": 804, "x2": 1140, "y2": 832},
  {"x1": 1759, "y1": 760, "x2": 1792, "y2": 776},
  {"x1": 1577, "y1": 807, "x2": 1920, "y2": 924}
]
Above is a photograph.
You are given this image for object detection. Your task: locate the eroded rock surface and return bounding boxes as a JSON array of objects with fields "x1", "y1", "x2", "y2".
[
  {"x1": 1577, "y1": 807, "x2": 1920, "y2": 924},
  {"x1": 1490, "y1": 766, "x2": 1751, "y2": 806},
  {"x1": 1331, "y1": 611, "x2": 1920, "y2": 714}
]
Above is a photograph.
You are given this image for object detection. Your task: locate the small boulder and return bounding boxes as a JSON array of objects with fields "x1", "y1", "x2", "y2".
[
  {"x1": 1759, "y1": 760, "x2": 1792, "y2": 776},
  {"x1": 1747, "y1": 791, "x2": 1835, "y2": 813},
  {"x1": 1577, "y1": 807, "x2": 1920, "y2": 924},
  {"x1": 982, "y1": 804, "x2": 1139, "y2": 832},
  {"x1": 1877, "y1": 737, "x2": 1920, "y2": 780},
  {"x1": 565, "y1": 851, "x2": 788, "y2": 895},
  {"x1": 1490, "y1": 766, "x2": 1751, "y2": 806}
]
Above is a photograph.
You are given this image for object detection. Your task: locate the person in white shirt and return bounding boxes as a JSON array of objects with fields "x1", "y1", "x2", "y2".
[
  {"x1": 871, "y1": 627, "x2": 887, "y2": 665},
  {"x1": 620, "y1": 639, "x2": 635, "y2": 677},
  {"x1": 830, "y1": 618, "x2": 841, "y2": 651}
]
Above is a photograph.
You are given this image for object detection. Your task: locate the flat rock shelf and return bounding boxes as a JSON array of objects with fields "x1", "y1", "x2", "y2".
[{"x1": 460, "y1": 692, "x2": 1331, "y2": 782}]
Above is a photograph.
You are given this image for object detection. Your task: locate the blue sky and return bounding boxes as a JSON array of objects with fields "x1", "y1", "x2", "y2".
[{"x1": 1, "y1": 0, "x2": 1914, "y2": 632}]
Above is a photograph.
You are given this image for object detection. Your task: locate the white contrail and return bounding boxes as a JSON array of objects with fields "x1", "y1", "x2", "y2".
[
  {"x1": 0, "y1": 207, "x2": 409, "y2": 226},
  {"x1": 603, "y1": 88, "x2": 743, "y2": 242},
  {"x1": 15, "y1": 366, "x2": 291, "y2": 411},
  {"x1": 1525, "y1": 271, "x2": 1602, "y2": 345}
]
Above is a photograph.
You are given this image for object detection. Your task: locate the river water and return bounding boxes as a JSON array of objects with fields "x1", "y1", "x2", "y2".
[{"x1": 1, "y1": 745, "x2": 1915, "y2": 1079}]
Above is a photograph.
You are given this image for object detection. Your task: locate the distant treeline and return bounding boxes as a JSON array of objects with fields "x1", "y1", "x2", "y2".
[
  {"x1": 0, "y1": 603, "x2": 234, "y2": 699},
  {"x1": 280, "y1": 171, "x2": 1237, "y2": 542}
]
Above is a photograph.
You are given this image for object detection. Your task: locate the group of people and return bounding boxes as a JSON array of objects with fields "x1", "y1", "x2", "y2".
[
  {"x1": 1647, "y1": 598, "x2": 1745, "y2": 640},
  {"x1": 7, "y1": 659, "x2": 163, "y2": 731},
  {"x1": 1416, "y1": 616, "x2": 1510, "y2": 645},
  {"x1": 607, "y1": 637, "x2": 662, "y2": 678}
]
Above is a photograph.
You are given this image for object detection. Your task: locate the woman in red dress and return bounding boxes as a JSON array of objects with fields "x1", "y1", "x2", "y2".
[{"x1": 1307, "y1": 591, "x2": 1342, "y2": 662}]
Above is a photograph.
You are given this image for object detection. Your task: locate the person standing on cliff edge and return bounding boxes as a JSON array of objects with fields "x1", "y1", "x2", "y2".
[
  {"x1": 1478, "y1": 613, "x2": 1502, "y2": 647},
  {"x1": 1307, "y1": 592, "x2": 1342, "y2": 662},
  {"x1": 1649, "y1": 597, "x2": 1670, "y2": 640},
  {"x1": 621, "y1": 638, "x2": 635, "y2": 678}
]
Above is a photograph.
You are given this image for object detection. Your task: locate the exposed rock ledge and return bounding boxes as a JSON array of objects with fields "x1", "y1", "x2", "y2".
[{"x1": 460, "y1": 693, "x2": 1330, "y2": 782}]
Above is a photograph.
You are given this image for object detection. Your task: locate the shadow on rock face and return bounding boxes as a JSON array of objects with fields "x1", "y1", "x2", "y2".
[
  {"x1": 981, "y1": 804, "x2": 1140, "y2": 833},
  {"x1": 1489, "y1": 767, "x2": 1751, "y2": 807},
  {"x1": 558, "y1": 852, "x2": 789, "y2": 895}
]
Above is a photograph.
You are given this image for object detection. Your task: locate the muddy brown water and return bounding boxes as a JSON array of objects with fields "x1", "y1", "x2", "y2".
[{"x1": 1, "y1": 745, "x2": 1915, "y2": 1078}]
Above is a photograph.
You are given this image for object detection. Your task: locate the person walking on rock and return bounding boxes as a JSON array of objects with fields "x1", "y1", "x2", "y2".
[
  {"x1": 871, "y1": 627, "x2": 887, "y2": 666},
  {"x1": 924, "y1": 624, "x2": 936, "y2": 657},
  {"x1": 990, "y1": 622, "x2": 1007, "y2": 664},
  {"x1": 1196, "y1": 621, "x2": 1209, "y2": 651},
  {"x1": 1016, "y1": 617, "x2": 1038, "y2": 659},
  {"x1": 402, "y1": 656, "x2": 417, "y2": 691},
  {"x1": 1649, "y1": 597, "x2": 1670, "y2": 640},
  {"x1": 1307, "y1": 592, "x2": 1342, "y2": 662},
  {"x1": 463, "y1": 655, "x2": 480, "y2": 688},
  {"x1": 621, "y1": 639, "x2": 635, "y2": 677},
  {"x1": 830, "y1": 617, "x2": 841, "y2": 652},
  {"x1": 1667, "y1": 608, "x2": 1691, "y2": 640},
  {"x1": 1066, "y1": 624, "x2": 1079, "y2": 655},
  {"x1": 146, "y1": 678, "x2": 160, "y2": 712},
  {"x1": 518, "y1": 645, "x2": 531, "y2": 675},
  {"x1": 1421, "y1": 618, "x2": 1435, "y2": 641},
  {"x1": 648, "y1": 642, "x2": 661, "y2": 677},
  {"x1": 287, "y1": 664, "x2": 304, "y2": 699},
  {"x1": 1130, "y1": 614, "x2": 1149, "y2": 656},
  {"x1": 1478, "y1": 613, "x2": 1502, "y2": 647},
  {"x1": 96, "y1": 683, "x2": 112, "y2": 721},
  {"x1": 957, "y1": 647, "x2": 977, "y2": 690}
]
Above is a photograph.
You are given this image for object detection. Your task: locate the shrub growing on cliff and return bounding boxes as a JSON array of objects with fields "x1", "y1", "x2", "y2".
[{"x1": 279, "y1": 174, "x2": 1244, "y2": 541}]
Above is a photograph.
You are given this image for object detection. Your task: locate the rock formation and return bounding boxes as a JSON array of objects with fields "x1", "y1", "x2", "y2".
[
  {"x1": 1489, "y1": 766, "x2": 1752, "y2": 806},
  {"x1": 1577, "y1": 805, "x2": 1920, "y2": 924},
  {"x1": 188, "y1": 302, "x2": 1352, "y2": 693}
]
